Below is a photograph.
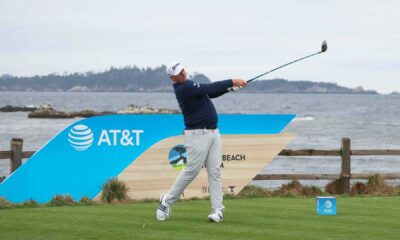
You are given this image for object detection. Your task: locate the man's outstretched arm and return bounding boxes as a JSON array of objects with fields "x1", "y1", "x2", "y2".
[
  {"x1": 187, "y1": 79, "x2": 247, "y2": 98},
  {"x1": 208, "y1": 79, "x2": 247, "y2": 98}
]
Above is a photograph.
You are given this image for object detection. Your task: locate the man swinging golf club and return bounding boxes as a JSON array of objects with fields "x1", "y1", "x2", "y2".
[{"x1": 156, "y1": 62, "x2": 247, "y2": 222}]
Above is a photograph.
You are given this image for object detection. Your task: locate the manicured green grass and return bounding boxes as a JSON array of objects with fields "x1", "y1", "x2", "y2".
[{"x1": 0, "y1": 196, "x2": 399, "y2": 240}]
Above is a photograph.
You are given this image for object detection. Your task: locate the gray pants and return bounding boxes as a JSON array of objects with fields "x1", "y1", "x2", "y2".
[{"x1": 165, "y1": 129, "x2": 224, "y2": 211}]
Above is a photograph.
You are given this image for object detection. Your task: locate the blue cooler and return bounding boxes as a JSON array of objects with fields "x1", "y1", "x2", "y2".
[{"x1": 316, "y1": 196, "x2": 336, "y2": 215}]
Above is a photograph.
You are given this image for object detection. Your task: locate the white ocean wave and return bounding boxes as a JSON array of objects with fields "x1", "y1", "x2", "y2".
[{"x1": 293, "y1": 116, "x2": 315, "y2": 121}]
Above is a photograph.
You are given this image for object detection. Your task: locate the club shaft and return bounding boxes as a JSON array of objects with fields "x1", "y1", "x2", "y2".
[{"x1": 247, "y1": 51, "x2": 322, "y2": 83}]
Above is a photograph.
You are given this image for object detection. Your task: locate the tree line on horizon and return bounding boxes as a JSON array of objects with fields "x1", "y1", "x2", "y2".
[{"x1": 0, "y1": 66, "x2": 377, "y2": 94}]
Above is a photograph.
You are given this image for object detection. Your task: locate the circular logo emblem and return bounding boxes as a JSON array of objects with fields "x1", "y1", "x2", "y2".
[
  {"x1": 325, "y1": 200, "x2": 333, "y2": 209},
  {"x1": 168, "y1": 144, "x2": 187, "y2": 170},
  {"x1": 68, "y1": 124, "x2": 94, "y2": 151}
]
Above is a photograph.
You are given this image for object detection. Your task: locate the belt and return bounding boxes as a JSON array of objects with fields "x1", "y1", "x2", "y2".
[{"x1": 186, "y1": 125, "x2": 217, "y2": 130}]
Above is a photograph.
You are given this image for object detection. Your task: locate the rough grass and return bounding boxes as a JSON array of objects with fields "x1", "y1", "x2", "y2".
[
  {"x1": 0, "y1": 197, "x2": 12, "y2": 208},
  {"x1": 0, "y1": 196, "x2": 399, "y2": 240},
  {"x1": 2, "y1": 178, "x2": 398, "y2": 209},
  {"x1": 325, "y1": 179, "x2": 342, "y2": 194},
  {"x1": 236, "y1": 181, "x2": 323, "y2": 199},
  {"x1": 101, "y1": 177, "x2": 128, "y2": 203},
  {"x1": 46, "y1": 194, "x2": 75, "y2": 207},
  {"x1": 350, "y1": 174, "x2": 400, "y2": 196}
]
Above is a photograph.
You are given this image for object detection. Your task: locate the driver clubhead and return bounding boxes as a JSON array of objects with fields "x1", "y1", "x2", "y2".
[{"x1": 321, "y1": 40, "x2": 328, "y2": 52}]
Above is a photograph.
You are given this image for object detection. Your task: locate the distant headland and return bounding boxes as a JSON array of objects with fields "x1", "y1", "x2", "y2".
[{"x1": 0, "y1": 66, "x2": 378, "y2": 94}]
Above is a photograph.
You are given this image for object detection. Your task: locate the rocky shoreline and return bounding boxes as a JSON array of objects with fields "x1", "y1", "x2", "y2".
[
  {"x1": 0, "y1": 105, "x2": 38, "y2": 112},
  {"x1": 1, "y1": 104, "x2": 179, "y2": 118}
]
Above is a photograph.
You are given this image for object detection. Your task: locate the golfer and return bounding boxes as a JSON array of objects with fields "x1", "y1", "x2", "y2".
[{"x1": 156, "y1": 61, "x2": 247, "y2": 222}]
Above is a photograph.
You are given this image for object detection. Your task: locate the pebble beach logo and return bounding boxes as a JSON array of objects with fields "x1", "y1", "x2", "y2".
[
  {"x1": 168, "y1": 144, "x2": 187, "y2": 170},
  {"x1": 68, "y1": 124, "x2": 94, "y2": 151}
]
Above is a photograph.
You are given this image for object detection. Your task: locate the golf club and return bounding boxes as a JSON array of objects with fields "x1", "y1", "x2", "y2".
[{"x1": 228, "y1": 40, "x2": 328, "y2": 91}]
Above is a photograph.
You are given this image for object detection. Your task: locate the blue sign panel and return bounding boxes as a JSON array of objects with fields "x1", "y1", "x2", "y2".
[
  {"x1": 0, "y1": 114, "x2": 295, "y2": 203},
  {"x1": 316, "y1": 196, "x2": 337, "y2": 215}
]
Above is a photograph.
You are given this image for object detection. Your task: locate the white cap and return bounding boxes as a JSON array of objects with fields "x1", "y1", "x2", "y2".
[{"x1": 166, "y1": 61, "x2": 185, "y2": 76}]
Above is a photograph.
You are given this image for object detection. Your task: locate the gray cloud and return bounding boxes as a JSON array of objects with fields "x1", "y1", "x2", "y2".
[{"x1": 0, "y1": 0, "x2": 399, "y2": 93}]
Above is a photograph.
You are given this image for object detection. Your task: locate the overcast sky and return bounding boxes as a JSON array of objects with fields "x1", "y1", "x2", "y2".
[{"x1": 1, "y1": 0, "x2": 399, "y2": 93}]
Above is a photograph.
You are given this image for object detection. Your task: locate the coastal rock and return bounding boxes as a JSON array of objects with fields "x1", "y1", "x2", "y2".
[
  {"x1": 69, "y1": 110, "x2": 115, "y2": 118},
  {"x1": 117, "y1": 104, "x2": 179, "y2": 114},
  {"x1": 28, "y1": 104, "x2": 73, "y2": 118},
  {"x1": 0, "y1": 105, "x2": 38, "y2": 112},
  {"x1": 25, "y1": 104, "x2": 179, "y2": 118}
]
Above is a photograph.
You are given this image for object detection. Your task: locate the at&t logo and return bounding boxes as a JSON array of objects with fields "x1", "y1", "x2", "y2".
[
  {"x1": 68, "y1": 124, "x2": 144, "y2": 151},
  {"x1": 325, "y1": 200, "x2": 333, "y2": 209},
  {"x1": 68, "y1": 124, "x2": 94, "y2": 151}
]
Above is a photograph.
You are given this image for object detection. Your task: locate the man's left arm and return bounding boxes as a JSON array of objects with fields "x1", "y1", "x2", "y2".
[
  {"x1": 208, "y1": 79, "x2": 247, "y2": 98},
  {"x1": 207, "y1": 79, "x2": 234, "y2": 98}
]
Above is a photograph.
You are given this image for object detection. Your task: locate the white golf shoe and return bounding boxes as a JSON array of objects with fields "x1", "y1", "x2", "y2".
[
  {"x1": 208, "y1": 209, "x2": 224, "y2": 222},
  {"x1": 156, "y1": 193, "x2": 171, "y2": 221}
]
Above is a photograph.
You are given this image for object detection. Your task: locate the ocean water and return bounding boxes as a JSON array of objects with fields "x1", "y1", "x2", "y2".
[{"x1": 1, "y1": 92, "x2": 400, "y2": 188}]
